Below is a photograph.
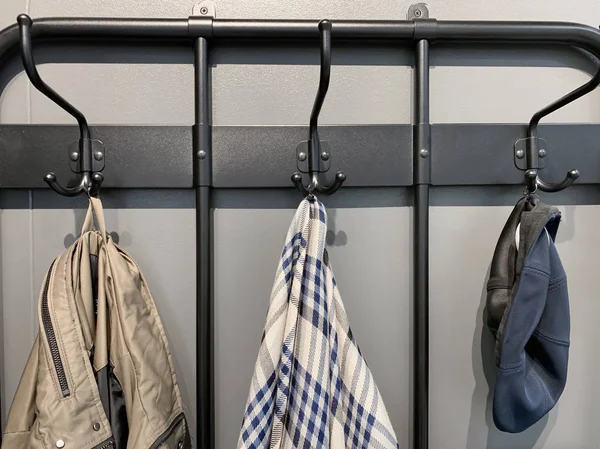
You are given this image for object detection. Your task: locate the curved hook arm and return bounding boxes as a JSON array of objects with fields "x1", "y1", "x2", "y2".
[
  {"x1": 293, "y1": 19, "x2": 346, "y2": 197},
  {"x1": 309, "y1": 19, "x2": 331, "y2": 158},
  {"x1": 524, "y1": 66, "x2": 598, "y2": 192},
  {"x1": 44, "y1": 172, "x2": 104, "y2": 197},
  {"x1": 17, "y1": 14, "x2": 90, "y2": 140},
  {"x1": 291, "y1": 171, "x2": 346, "y2": 197},
  {"x1": 18, "y1": 14, "x2": 102, "y2": 196}
]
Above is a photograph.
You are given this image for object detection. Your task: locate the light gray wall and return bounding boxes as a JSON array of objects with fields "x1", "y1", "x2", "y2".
[{"x1": 1, "y1": 1, "x2": 600, "y2": 449}]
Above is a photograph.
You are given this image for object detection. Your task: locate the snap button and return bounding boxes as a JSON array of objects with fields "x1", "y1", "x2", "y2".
[
  {"x1": 56, "y1": 440, "x2": 65, "y2": 448},
  {"x1": 93, "y1": 422, "x2": 101, "y2": 431}
]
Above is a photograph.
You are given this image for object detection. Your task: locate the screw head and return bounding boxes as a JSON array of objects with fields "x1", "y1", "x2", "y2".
[
  {"x1": 538, "y1": 148, "x2": 547, "y2": 158},
  {"x1": 93, "y1": 151, "x2": 104, "y2": 161},
  {"x1": 70, "y1": 151, "x2": 79, "y2": 161},
  {"x1": 320, "y1": 151, "x2": 330, "y2": 161},
  {"x1": 200, "y1": 6, "x2": 208, "y2": 14},
  {"x1": 298, "y1": 152, "x2": 307, "y2": 162},
  {"x1": 414, "y1": 9, "x2": 422, "y2": 17},
  {"x1": 197, "y1": 150, "x2": 207, "y2": 159},
  {"x1": 516, "y1": 149, "x2": 525, "y2": 159},
  {"x1": 56, "y1": 440, "x2": 65, "y2": 448},
  {"x1": 419, "y1": 148, "x2": 429, "y2": 158}
]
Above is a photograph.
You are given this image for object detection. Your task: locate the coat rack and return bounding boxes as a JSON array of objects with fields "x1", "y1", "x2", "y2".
[{"x1": 1, "y1": 5, "x2": 599, "y2": 449}]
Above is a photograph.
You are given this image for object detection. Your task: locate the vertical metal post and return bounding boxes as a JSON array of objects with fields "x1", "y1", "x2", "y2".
[
  {"x1": 413, "y1": 38, "x2": 431, "y2": 449},
  {"x1": 194, "y1": 36, "x2": 214, "y2": 449}
]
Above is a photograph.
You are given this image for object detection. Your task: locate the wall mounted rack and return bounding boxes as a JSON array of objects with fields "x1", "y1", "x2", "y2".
[{"x1": 1, "y1": 4, "x2": 599, "y2": 448}]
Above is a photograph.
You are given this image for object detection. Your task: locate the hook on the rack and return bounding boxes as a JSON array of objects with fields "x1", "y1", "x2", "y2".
[
  {"x1": 292, "y1": 19, "x2": 346, "y2": 197},
  {"x1": 17, "y1": 14, "x2": 103, "y2": 197},
  {"x1": 522, "y1": 68, "x2": 599, "y2": 193}
]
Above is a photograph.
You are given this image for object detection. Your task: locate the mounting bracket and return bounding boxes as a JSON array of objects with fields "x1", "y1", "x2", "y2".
[
  {"x1": 514, "y1": 137, "x2": 547, "y2": 170},
  {"x1": 68, "y1": 139, "x2": 106, "y2": 173},
  {"x1": 192, "y1": 1, "x2": 216, "y2": 17},
  {"x1": 295, "y1": 141, "x2": 332, "y2": 173},
  {"x1": 407, "y1": 3, "x2": 430, "y2": 20}
]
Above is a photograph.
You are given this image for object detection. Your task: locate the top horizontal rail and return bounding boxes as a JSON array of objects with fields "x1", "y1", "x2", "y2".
[{"x1": 1, "y1": 17, "x2": 600, "y2": 62}]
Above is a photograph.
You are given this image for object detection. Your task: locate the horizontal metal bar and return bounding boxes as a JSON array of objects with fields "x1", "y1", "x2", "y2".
[
  {"x1": 212, "y1": 19, "x2": 415, "y2": 39},
  {"x1": 212, "y1": 125, "x2": 412, "y2": 188},
  {"x1": 431, "y1": 123, "x2": 600, "y2": 186},
  {"x1": 2, "y1": 17, "x2": 600, "y2": 66},
  {"x1": 0, "y1": 123, "x2": 597, "y2": 189},
  {"x1": 0, "y1": 125, "x2": 192, "y2": 188}
]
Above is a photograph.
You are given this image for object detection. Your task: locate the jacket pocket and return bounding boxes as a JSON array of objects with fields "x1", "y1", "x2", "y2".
[{"x1": 149, "y1": 414, "x2": 191, "y2": 449}]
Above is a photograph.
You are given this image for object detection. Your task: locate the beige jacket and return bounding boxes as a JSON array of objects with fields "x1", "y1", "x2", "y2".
[{"x1": 2, "y1": 197, "x2": 190, "y2": 449}]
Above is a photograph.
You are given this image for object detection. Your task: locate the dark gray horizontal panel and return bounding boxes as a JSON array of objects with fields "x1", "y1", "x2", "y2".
[
  {"x1": 212, "y1": 125, "x2": 413, "y2": 188},
  {"x1": 431, "y1": 123, "x2": 600, "y2": 186},
  {"x1": 1, "y1": 123, "x2": 597, "y2": 189},
  {"x1": 0, "y1": 125, "x2": 192, "y2": 188}
]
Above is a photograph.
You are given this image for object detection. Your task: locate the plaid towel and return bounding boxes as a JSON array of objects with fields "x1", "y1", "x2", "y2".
[{"x1": 238, "y1": 198, "x2": 399, "y2": 449}]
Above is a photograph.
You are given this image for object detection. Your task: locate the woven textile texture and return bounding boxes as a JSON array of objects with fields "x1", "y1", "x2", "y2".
[{"x1": 238, "y1": 197, "x2": 399, "y2": 449}]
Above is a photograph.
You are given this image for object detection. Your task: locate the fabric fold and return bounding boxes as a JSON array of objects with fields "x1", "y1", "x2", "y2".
[{"x1": 238, "y1": 197, "x2": 399, "y2": 449}]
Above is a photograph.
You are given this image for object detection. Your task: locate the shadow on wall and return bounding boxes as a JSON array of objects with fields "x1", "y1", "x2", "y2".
[
  {"x1": 63, "y1": 207, "x2": 122, "y2": 248},
  {"x1": 465, "y1": 265, "x2": 556, "y2": 449},
  {"x1": 325, "y1": 207, "x2": 348, "y2": 247}
]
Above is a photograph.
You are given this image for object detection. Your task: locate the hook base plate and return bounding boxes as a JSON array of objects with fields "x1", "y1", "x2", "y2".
[
  {"x1": 514, "y1": 137, "x2": 547, "y2": 171},
  {"x1": 68, "y1": 139, "x2": 106, "y2": 173},
  {"x1": 296, "y1": 141, "x2": 331, "y2": 173}
]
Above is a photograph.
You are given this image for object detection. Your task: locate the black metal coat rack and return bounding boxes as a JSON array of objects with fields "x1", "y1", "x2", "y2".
[{"x1": 1, "y1": 5, "x2": 600, "y2": 449}]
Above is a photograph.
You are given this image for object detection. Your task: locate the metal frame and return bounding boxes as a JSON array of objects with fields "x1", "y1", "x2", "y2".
[
  {"x1": 2, "y1": 12, "x2": 600, "y2": 449},
  {"x1": 413, "y1": 38, "x2": 430, "y2": 449}
]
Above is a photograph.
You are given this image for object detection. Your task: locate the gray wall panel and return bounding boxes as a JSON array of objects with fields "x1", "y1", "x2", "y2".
[{"x1": 0, "y1": 192, "x2": 33, "y2": 424}]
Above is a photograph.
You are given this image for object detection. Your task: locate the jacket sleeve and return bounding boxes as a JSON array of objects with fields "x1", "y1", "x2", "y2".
[{"x1": 2, "y1": 336, "x2": 40, "y2": 448}]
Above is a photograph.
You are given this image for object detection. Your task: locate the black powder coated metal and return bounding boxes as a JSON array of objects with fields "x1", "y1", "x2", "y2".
[
  {"x1": 18, "y1": 14, "x2": 104, "y2": 196},
  {"x1": 1, "y1": 123, "x2": 600, "y2": 188},
  {"x1": 291, "y1": 19, "x2": 346, "y2": 196},
  {"x1": 213, "y1": 125, "x2": 412, "y2": 187},
  {"x1": 0, "y1": 125, "x2": 192, "y2": 188},
  {"x1": 431, "y1": 124, "x2": 600, "y2": 186},
  {"x1": 3, "y1": 18, "x2": 600, "y2": 64},
  {"x1": 194, "y1": 37, "x2": 214, "y2": 449},
  {"x1": 2, "y1": 13, "x2": 600, "y2": 449},
  {"x1": 413, "y1": 39, "x2": 430, "y2": 449}
]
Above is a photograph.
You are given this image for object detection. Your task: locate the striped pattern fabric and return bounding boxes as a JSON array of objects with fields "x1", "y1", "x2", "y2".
[{"x1": 238, "y1": 197, "x2": 399, "y2": 449}]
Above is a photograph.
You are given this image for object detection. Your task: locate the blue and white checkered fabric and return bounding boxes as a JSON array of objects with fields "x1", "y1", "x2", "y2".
[{"x1": 238, "y1": 198, "x2": 399, "y2": 449}]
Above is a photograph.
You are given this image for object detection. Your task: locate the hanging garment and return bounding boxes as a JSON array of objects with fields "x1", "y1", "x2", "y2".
[
  {"x1": 2, "y1": 197, "x2": 190, "y2": 449},
  {"x1": 238, "y1": 197, "x2": 398, "y2": 449},
  {"x1": 486, "y1": 196, "x2": 570, "y2": 433}
]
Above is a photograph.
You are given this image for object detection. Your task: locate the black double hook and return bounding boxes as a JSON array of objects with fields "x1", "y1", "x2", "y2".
[
  {"x1": 292, "y1": 20, "x2": 346, "y2": 197},
  {"x1": 522, "y1": 67, "x2": 600, "y2": 193},
  {"x1": 17, "y1": 14, "x2": 103, "y2": 197}
]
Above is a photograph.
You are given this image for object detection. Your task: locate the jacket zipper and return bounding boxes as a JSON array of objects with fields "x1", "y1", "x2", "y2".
[
  {"x1": 41, "y1": 260, "x2": 70, "y2": 397},
  {"x1": 149, "y1": 413, "x2": 186, "y2": 449},
  {"x1": 92, "y1": 438, "x2": 114, "y2": 449}
]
